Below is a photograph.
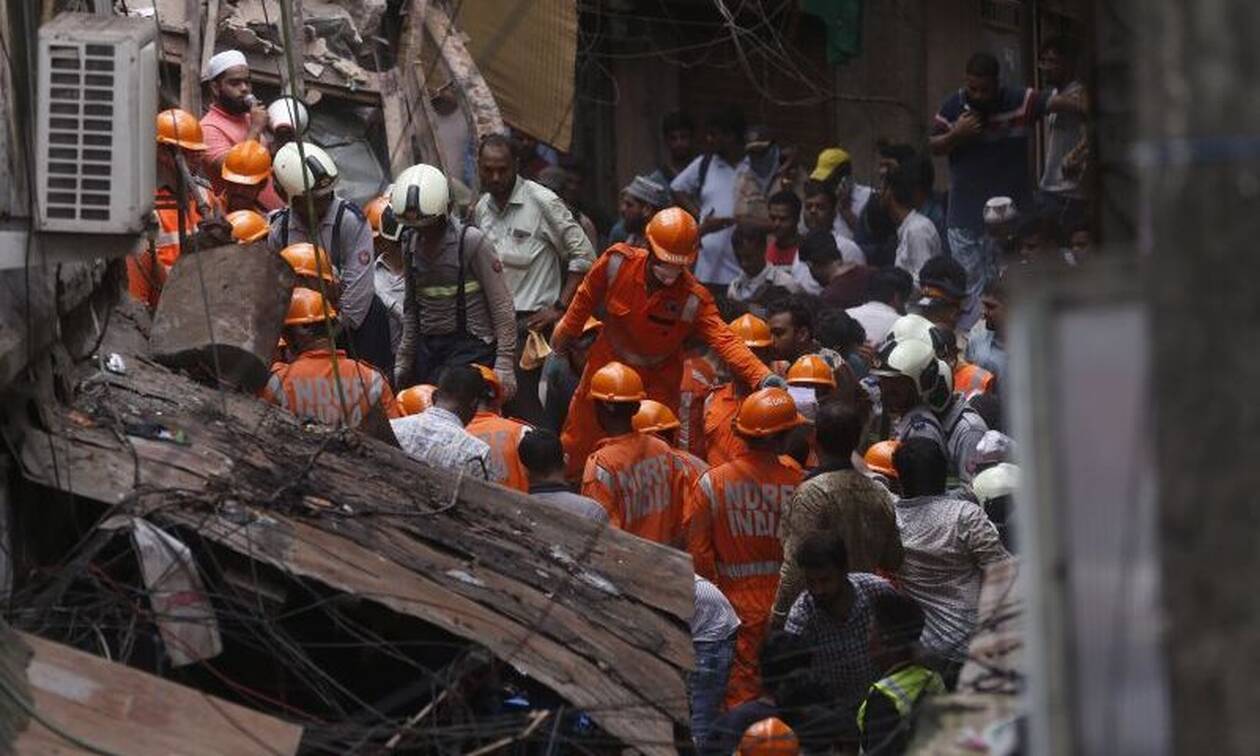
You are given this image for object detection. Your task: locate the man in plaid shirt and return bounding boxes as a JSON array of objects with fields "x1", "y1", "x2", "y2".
[{"x1": 785, "y1": 532, "x2": 897, "y2": 728}]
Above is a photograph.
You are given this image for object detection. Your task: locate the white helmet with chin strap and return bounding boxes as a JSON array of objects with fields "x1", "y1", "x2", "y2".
[
  {"x1": 887, "y1": 313, "x2": 948, "y2": 359},
  {"x1": 872, "y1": 337, "x2": 952, "y2": 411},
  {"x1": 389, "y1": 164, "x2": 449, "y2": 227},
  {"x1": 273, "y1": 141, "x2": 338, "y2": 198}
]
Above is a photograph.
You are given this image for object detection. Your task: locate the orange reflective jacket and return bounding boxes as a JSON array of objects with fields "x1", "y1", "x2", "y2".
[
  {"x1": 128, "y1": 186, "x2": 204, "y2": 308},
  {"x1": 554, "y1": 245, "x2": 771, "y2": 385},
  {"x1": 557, "y1": 245, "x2": 770, "y2": 480},
  {"x1": 581, "y1": 431, "x2": 689, "y2": 547},
  {"x1": 703, "y1": 384, "x2": 750, "y2": 467},
  {"x1": 468, "y1": 411, "x2": 531, "y2": 492},
  {"x1": 679, "y1": 356, "x2": 719, "y2": 458},
  {"x1": 954, "y1": 360, "x2": 995, "y2": 399},
  {"x1": 262, "y1": 349, "x2": 400, "y2": 428},
  {"x1": 687, "y1": 449, "x2": 804, "y2": 706}
]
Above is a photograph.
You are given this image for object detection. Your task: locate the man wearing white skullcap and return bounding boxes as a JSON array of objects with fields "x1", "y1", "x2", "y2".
[{"x1": 200, "y1": 49, "x2": 282, "y2": 210}]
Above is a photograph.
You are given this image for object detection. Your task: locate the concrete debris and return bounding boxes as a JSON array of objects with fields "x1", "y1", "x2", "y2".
[{"x1": 148, "y1": 242, "x2": 293, "y2": 392}]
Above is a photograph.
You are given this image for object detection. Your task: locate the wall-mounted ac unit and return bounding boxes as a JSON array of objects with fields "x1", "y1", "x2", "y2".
[{"x1": 35, "y1": 13, "x2": 156, "y2": 234}]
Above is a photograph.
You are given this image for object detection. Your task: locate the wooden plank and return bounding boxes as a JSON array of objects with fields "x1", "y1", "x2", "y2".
[
  {"x1": 158, "y1": 510, "x2": 679, "y2": 755},
  {"x1": 14, "y1": 325, "x2": 696, "y2": 751},
  {"x1": 14, "y1": 633, "x2": 302, "y2": 755},
  {"x1": 180, "y1": 0, "x2": 203, "y2": 114},
  {"x1": 200, "y1": 0, "x2": 220, "y2": 78}
]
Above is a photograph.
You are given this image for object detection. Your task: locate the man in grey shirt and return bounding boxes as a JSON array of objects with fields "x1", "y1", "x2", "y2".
[
  {"x1": 518, "y1": 428, "x2": 608, "y2": 524},
  {"x1": 892, "y1": 438, "x2": 1010, "y2": 675}
]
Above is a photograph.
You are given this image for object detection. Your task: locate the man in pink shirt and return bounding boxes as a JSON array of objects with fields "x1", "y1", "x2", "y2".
[{"x1": 200, "y1": 50, "x2": 283, "y2": 210}]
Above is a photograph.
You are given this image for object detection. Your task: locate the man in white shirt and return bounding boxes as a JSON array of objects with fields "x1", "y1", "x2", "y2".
[
  {"x1": 810, "y1": 147, "x2": 872, "y2": 242},
  {"x1": 670, "y1": 106, "x2": 749, "y2": 287},
  {"x1": 884, "y1": 162, "x2": 942, "y2": 282},
  {"x1": 392, "y1": 365, "x2": 491, "y2": 479},
  {"x1": 846, "y1": 267, "x2": 913, "y2": 346},
  {"x1": 474, "y1": 133, "x2": 596, "y2": 425},
  {"x1": 803, "y1": 181, "x2": 866, "y2": 265},
  {"x1": 727, "y1": 224, "x2": 814, "y2": 313}
]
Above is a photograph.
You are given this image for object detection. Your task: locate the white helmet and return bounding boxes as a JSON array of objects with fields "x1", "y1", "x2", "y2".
[
  {"x1": 273, "y1": 142, "x2": 338, "y2": 198},
  {"x1": 887, "y1": 313, "x2": 947, "y2": 358},
  {"x1": 267, "y1": 96, "x2": 309, "y2": 135},
  {"x1": 872, "y1": 337, "x2": 951, "y2": 410},
  {"x1": 389, "y1": 164, "x2": 449, "y2": 227},
  {"x1": 973, "y1": 462, "x2": 1019, "y2": 504}
]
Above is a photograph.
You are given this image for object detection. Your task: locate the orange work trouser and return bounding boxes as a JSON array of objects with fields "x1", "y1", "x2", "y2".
[
  {"x1": 723, "y1": 584, "x2": 776, "y2": 709},
  {"x1": 562, "y1": 338, "x2": 684, "y2": 481}
]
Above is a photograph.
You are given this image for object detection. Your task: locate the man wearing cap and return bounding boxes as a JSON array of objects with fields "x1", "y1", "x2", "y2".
[
  {"x1": 811, "y1": 147, "x2": 873, "y2": 243},
  {"x1": 610, "y1": 175, "x2": 670, "y2": 248},
  {"x1": 930, "y1": 52, "x2": 1085, "y2": 330},
  {"x1": 200, "y1": 51, "x2": 283, "y2": 211}
]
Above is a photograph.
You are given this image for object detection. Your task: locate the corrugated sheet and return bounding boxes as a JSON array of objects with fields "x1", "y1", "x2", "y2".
[{"x1": 456, "y1": 0, "x2": 577, "y2": 150}]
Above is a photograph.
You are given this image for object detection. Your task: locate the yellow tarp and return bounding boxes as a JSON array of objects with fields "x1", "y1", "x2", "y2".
[{"x1": 455, "y1": 0, "x2": 577, "y2": 151}]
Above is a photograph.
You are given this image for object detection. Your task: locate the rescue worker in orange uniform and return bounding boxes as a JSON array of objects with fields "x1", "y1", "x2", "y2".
[
  {"x1": 864, "y1": 439, "x2": 901, "y2": 495},
  {"x1": 784, "y1": 352, "x2": 838, "y2": 468},
  {"x1": 633, "y1": 399, "x2": 709, "y2": 483},
  {"x1": 226, "y1": 209, "x2": 269, "y2": 244},
  {"x1": 280, "y1": 243, "x2": 340, "y2": 303},
  {"x1": 687, "y1": 387, "x2": 806, "y2": 708},
  {"x1": 127, "y1": 109, "x2": 231, "y2": 309},
  {"x1": 678, "y1": 346, "x2": 720, "y2": 459},
  {"x1": 467, "y1": 364, "x2": 532, "y2": 492},
  {"x1": 580, "y1": 362, "x2": 690, "y2": 546},
  {"x1": 704, "y1": 314, "x2": 776, "y2": 467},
  {"x1": 551, "y1": 208, "x2": 778, "y2": 480},
  {"x1": 262, "y1": 288, "x2": 401, "y2": 428},
  {"x1": 218, "y1": 139, "x2": 272, "y2": 213}
]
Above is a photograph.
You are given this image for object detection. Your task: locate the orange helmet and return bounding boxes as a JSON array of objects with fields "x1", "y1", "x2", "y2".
[
  {"x1": 473, "y1": 363, "x2": 502, "y2": 403},
  {"x1": 364, "y1": 195, "x2": 390, "y2": 237},
  {"x1": 155, "y1": 109, "x2": 207, "y2": 151},
  {"x1": 285, "y1": 287, "x2": 336, "y2": 326},
  {"x1": 737, "y1": 717, "x2": 799, "y2": 756},
  {"x1": 280, "y1": 243, "x2": 337, "y2": 284},
  {"x1": 221, "y1": 140, "x2": 272, "y2": 185},
  {"x1": 645, "y1": 207, "x2": 700, "y2": 266},
  {"x1": 729, "y1": 313, "x2": 772, "y2": 348},
  {"x1": 632, "y1": 399, "x2": 680, "y2": 434},
  {"x1": 226, "y1": 209, "x2": 269, "y2": 244},
  {"x1": 864, "y1": 440, "x2": 900, "y2": 478},
  {"x1": 589, "y1": 361, "x2": 646, "y2": 403},
  {"x1": 735, "y1": 388, "x2": 805, "y2": 437},
  {"x1": 786, "y1": 354, "x2": 836, "y2": 388},
  {"x1": 397, "y1": 384, "x2": 436, "y2": 416},
  {"x1": 582, "y1": 316, "x2": 603, "y2": 335}
]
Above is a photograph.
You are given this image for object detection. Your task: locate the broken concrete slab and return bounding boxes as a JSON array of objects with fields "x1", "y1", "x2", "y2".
[{"x1": 149, "y1": 242, "x2": 293, "y2": 392}]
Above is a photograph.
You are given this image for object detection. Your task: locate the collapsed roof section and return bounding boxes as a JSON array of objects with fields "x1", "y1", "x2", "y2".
[{"x1": 10, "y1": 299, "x2": 695, "y2": 754}]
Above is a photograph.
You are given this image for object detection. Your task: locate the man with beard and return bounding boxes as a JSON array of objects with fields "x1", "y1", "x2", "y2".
[
  {"x1": 612, "y1": 175, "x2": 670, "y2": 248},
  {"x1": 200, "y1": 50, "x2": 283, "y2": 210},
  {"x1": 929, "y1": 52, "x2": 1083, "y2": 329}
]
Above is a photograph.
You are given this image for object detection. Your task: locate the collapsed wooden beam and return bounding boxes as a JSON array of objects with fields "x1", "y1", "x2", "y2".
[{"x1": 15, "y1": 315, "x2": 695, "y2": 754}]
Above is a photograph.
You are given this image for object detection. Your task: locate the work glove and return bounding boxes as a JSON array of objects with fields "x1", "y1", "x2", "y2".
[
  {"x1": 760, "y1": 373, "x2": 788, "y2": 390},
  {"x1": 495, "y1": 366, "x2": 518, "y2": 403}
]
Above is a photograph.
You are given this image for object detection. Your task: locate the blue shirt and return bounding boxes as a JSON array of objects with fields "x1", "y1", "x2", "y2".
[
  {"x1": 933, "y1": 87, "x2": 1050, "y2": 232},
  {"x1": 966, "y1": 328, "x2": 1007, "y2": 382}
]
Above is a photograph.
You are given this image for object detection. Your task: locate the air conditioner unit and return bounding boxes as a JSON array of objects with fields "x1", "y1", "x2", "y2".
[{"x1": 35, "y1": 13, "x2": 157, "y2": 234}]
